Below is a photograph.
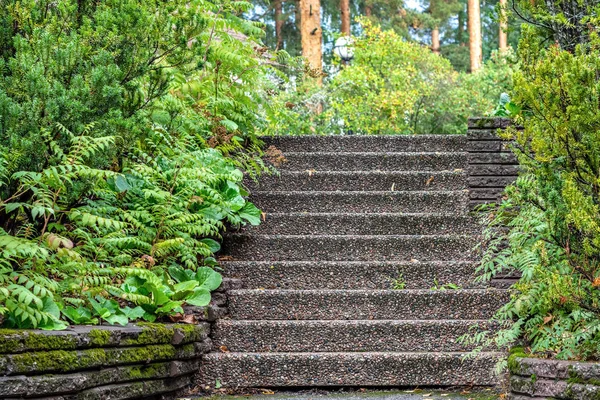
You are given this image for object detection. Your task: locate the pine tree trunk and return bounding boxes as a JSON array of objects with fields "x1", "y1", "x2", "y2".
[
  {"x1": 275, "y1": 0, "x2": 284, "y2": 49},
  {"x1": 300, "y1": 0, "x2": 322, "y2": 75},
  {"x1": 457, "y1": 5, "x2": 466, "y2": 44},
  {"x1": 340, "y1": 0, "x2": 351, "y2": 36},
  {"x1": 498, "y1": 0, "x2": 508, "y2": 51},
  {"x1": 467, "y1": 0, "x2": 482, "y2": 72},
  {"x1": 432, "y1": 27, "x2": 440, "y2": 53}
]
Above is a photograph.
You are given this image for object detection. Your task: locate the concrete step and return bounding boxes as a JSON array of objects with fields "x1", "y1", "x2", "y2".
[
  {"x1": 247, "y1": 171, "x2": 467, "y2": 192},
  {"x1": 220, "y1": 261, "x2": 483, "y2": 289},
  {"x1": 246, "y1": 213, "x2": 479, "y2": 235},
  {"x1": 279, "y1": 152, "x2": 468, "y2": 171},
  {"x1": 250, "y1": 190, "x2": 470, "y2": 214},
  {"x1": 262, "y1": 135, "x2": 467, "y2": 153},
  {"x1": 221, "y1": 234, "x2": 479, "y2": 261},
  {"x1": 201, "y1": 351, "x2": 500, "y2": 388},
  {"x1": 227, "y1": 289, "x2": 509, "y2": 320},
  {"x1": 213, "y1": 320, "x2": 496, "y2": 352}
]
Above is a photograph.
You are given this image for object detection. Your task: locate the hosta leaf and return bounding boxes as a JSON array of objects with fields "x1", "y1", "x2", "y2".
[{"x1": 185, "y1": 288, "x2": 211, "y2": 307}]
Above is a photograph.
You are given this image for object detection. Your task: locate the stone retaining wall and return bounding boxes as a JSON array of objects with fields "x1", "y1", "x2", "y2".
[
  {"x1": 467, "y1": 117, "x2": 519, "y2": 209},
  {"x1": 0, "y1": 278, "x2": 240, "y2": 399},
  {"x1": 510, "y1": 355, "x2": 600, "y2": 399}
]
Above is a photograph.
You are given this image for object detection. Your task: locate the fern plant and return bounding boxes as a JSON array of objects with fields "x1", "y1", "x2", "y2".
[{"x1": 0, "y1": 0, "x2": 278, "y2": 329}]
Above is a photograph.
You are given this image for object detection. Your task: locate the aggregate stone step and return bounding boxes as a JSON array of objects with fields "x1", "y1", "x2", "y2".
[
  {"x1": 250, "y1": 190, "x2": 470, "y2": 214},
  {"x1": 261, "y1": 135, "x2": 467, "y2": 153},
  {"x1": 220, "y1": 261, "x2": 483, "y2": 289},
  {"x1": 212, "y1": 320, "x2": 496, "y2": 352},
  {"x1": 247, "y1": 171, "x2": 467, "y2": 192},
  {"x1": 221, "y1": 234, "x2": 479, "y2": 261},
  {"x1": 278, "y1": 152, "x2": 468, "y2": 171},
  {"x1": 227, "y1": 289, "x2": 509, "y2": 320},
  {"x1": 247, "y1": 213, "x2": 479, "y2": 235},
  {"x1": 201, "y1": 351, "x2": 501, "y2": 388}
]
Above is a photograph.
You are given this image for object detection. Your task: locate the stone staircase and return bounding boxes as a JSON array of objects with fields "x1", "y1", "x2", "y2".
[{"x1": 203, "y1": 135, "x2": 509, "y2": 388}]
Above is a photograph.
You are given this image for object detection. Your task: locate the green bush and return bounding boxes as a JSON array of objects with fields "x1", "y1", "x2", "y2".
[
  {"x1": 0, "y1": 0, "x2": 272, "y2": 329},
  {"x1": 264, "y1": 21, "x2": 516, "y2": 135},
  {"x1": 473, "y1": 33, "x2": 600, "y2": 361}
]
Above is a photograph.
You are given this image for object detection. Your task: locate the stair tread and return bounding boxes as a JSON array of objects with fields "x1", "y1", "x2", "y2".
[{"x1": 207, "y1": 351, "x2": 502, "y2": 355}]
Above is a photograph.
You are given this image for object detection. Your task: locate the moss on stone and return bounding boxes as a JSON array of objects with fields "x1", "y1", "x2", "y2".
[
  {"x1": 23, "y1": 332, "x2": 77, "y2": 352},
  {"x1": 507, "y1": 346, "x2": 528, "y2": 374},
  {"x1": 11, "y1": 349, "x2": 79, "y2": 373},
  {"x1": 122, "y1": 323, "x2": 201, "y2": 346},
  {"x1": 5, "y1": 342, "x2": 196, "y2": 375},
  {"x1": 88, "y1": 329, "x2": 112, "y2": 347}
]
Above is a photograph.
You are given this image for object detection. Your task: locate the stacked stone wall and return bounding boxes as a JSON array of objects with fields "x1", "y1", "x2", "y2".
[
  {"x1": 467, "y1": 117, "x2": 519, "y2": 209},
  {"x1": 510, "y1": 356, "x2": 600, "y2": 399}
]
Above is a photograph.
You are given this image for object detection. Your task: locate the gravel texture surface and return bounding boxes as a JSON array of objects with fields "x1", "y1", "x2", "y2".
[
  {"x1": 261, "y1": 135, "x2": 467, "y2": 153},
  {"x1": 200, "y1": 352, "x2": 501, "y2": 388},
  {"x1": 222, "y1": 234, "x2": 480, "y2": 262},
  {"x1": 213, "y1": 320, "x2": 497, "y2": 352},
  {"x1": 278, "y1": 152, "x2": 468, "y2": 172},
  {"x1": 227, "y1": 289, "x2": 509, "y2": 320},
  {"x1": 249, "y1": 190, "x2": 470, "y2": 214},
  {"x1": 245, "y1": 213, "x2": 479, "y2": 236},
  {"x1": 247, "y1": 171, "x2": 467, "y2": 192},
  {"x1": 219, "y1": 260, "x2": 482, "y2": 290}
]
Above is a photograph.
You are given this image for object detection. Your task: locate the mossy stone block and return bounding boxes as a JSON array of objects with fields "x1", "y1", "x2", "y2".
[
  {"x1": 0, "y1": 341, "x2": 206, "y2": 375},
  {"x1": 0, "y1": 360, "x2": 199, "y2": 397}
]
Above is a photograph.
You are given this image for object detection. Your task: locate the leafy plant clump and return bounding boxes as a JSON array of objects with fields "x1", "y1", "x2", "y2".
[
  {"x1": 0, "y1": 0, "x2": 275, "y2": 329},
  {"x1": 473, "y1": 29, "x2": 600, "y2": 362},
  {"x1": 264, "y1": 20, "x2": 516, "y2": 136}
]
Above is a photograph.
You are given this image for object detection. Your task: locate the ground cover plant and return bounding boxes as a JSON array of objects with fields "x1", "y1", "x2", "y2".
[
  {"x1": 264, "y1": 20, "x2": 516, "y2": 136},
  {"x1": 467, "y1": 0, "x2": 600, "y2": 363},
  {"x1": 0, "y1": 0, "x2": 277, "y2": 329}
]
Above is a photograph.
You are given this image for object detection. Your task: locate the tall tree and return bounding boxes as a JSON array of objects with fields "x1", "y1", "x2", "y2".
[
  {"x1": 498, "y1": 0, "x2": 508, "y2": 51},
  {"x1": 274, "y1": 0, "x2": 284, "y2": 49},
  {"x1": 300, "y1": 0, "x2": 323, "y2": 72},
  {"x1": 340, "y1": 0, "x2": 351, "y2": 35},
  {"x1": 467, "y1": 0, "x2": 482, "y2": 71},
  {"x1": 431, "y1": 27, "x2": 440, "y2": 53}
]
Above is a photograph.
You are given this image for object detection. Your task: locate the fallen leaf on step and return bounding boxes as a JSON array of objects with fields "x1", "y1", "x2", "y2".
[
  {"x1": 306, "y1": 169, "x2": 316, "y2": 177},
  {"x1": 260, "y1": 389, "x2": 275, "y2": 395},
  {"x1": 261, "y1": 212, "x2": 267, "y2": 221},
  {"x1": 391, "y1": 183, "x2": 395, "y2": 191},
  {"x1": 410, "y1": 258, "x2": 419, "y2": 263},
  {"x1": 425, "y1": 176, "x2": 434, "y2": 186},
  {"x1": 181, "y1": 314, "x2": 196, "y2": 324},
  {"x1": 219, "y1": 345, "x2": 229, "y2": 353}
]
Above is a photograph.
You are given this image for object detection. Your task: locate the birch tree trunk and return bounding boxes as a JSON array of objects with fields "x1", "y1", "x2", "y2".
[
  {"x1": 467, "y1": 0, "x2": 482, "y2": 71},
  {"x1": 340, "y1": 0, "x2": 351, "y2": 36}
]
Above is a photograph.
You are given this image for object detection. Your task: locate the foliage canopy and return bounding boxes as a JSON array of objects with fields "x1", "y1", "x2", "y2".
[{"x1": 0, "y1": 0, "x2": 273, "y2": 329}]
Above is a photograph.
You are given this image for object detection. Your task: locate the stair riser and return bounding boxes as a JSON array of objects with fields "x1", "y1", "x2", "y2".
[
  {"x1": 221, "y1": 235, "x2": 478, "y2": 262},
  {"x1": 262, "y1": 135, "x2": 467, "y2": 153},
  {"x1": 251, "y1": 191, "x2": 470, "y2": 214},
  {"x1": 220, "y1": 261, "x2": 483, "y2": 289},
  {"x1": 228, "y1": 290, "x2": 509, "y2": 320},
  {"x1": 201, "y1": 352, "x2": 500, "y2": 388},
  {"x1": 249, "y1": 214, "x2": 479, "y2": 235},
  {"x1": 213, "y1": 320, "x2": 497, "y2": 352},
  {"x1": 279, "y1": 153, "x2": 468, "y2": 171},
  {"x1": 248, "y1": 172, "x2": 467, "y2": 192}
]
